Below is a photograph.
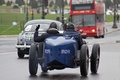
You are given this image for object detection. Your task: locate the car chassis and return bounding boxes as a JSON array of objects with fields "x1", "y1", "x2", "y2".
[{"x1": 29, "y1": 36, "x2": 100, "y2": 76}]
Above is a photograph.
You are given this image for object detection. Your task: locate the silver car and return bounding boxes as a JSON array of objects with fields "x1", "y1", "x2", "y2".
[{"x1": 16, "y1": 19, "x2": 63, "y2": 58}]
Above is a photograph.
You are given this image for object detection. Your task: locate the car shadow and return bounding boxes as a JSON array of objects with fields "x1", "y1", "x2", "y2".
[{"x1": 39, "y1": 72, "x2": 88, "y2": 80}]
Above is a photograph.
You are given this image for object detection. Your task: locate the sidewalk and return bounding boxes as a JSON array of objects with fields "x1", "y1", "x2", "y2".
[{"x1": 105, "y1": 22, "x2": 120, "y2": 34}]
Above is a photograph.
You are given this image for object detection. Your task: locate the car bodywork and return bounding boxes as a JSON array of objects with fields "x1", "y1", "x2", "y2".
[
  {"x1": 29, "y1": 32, "x2": 100, "y2": 76},
  {"x1": 16, "y1": 19, "x2": 63, "y2": 58}
]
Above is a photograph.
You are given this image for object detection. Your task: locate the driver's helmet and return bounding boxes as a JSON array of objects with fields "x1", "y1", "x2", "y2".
[
  {"x1": 67, "y1": 23, "x2": 75, "y2": 30},
  {"x1": 49, "y1": 22, "x2": 57, "y2": 29}
]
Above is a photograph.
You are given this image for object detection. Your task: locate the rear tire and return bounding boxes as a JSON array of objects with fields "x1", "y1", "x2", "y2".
[
  {"x1": 91, "y1": 44, "x2": 100, "y2": 73},
  {"x1": 17, "y1": 49, "x2": 24, "y2": 58},
  {"x1": 29, "y1": 43, "x2": 38, "y2": 75},
  {"x1": 101, "y1": 35, "x2": 104, "y2": 38},
  {"x1": 80, "y1": 44, "x2": 89, "y2": 76}
]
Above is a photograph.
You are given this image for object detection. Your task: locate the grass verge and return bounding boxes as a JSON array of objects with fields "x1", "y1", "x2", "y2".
[{"x1": 0, "y1": 13, "x2": 113, "y2": 35}]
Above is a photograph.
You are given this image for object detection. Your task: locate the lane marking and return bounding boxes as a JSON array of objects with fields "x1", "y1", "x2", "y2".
[{"x1": 0, "y1": 52, "x2": 16, "y2": 56}]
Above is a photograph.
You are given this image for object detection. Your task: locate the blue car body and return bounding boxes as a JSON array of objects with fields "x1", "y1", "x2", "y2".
[
  {"x1": 29, "y1": 29, "x2": 100, "y2": 76},
  {"x1": 43, "y1": 36, "x2": 78, "y2": 69}
]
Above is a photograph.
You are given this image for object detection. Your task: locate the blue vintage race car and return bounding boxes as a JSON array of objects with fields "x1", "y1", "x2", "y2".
[{"x1": 29, "y1": 35, "x2": 100, "y2": 76}]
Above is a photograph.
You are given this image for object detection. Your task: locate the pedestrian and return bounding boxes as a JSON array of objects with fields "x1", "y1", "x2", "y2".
[
  {"x1": 117, "y1": 14, "x2": 119, "y2": 23},
  {"x1": 56, "y1": 16, "x2": 60, "y2": 21}
]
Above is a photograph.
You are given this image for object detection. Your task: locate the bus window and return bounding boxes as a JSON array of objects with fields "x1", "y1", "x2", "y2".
[
  {"x1": 84, "y1": 14, "x2": 95, "y2": 26},
  {"x1": 96, "y1": 14, "x2": 105, "y2": 22},
  {"x1": 72, "y1": 14, "x2": 95, "y2": 27},
  {"x1": 72, "y1": 15, "x2": 83, "y2": 27}
]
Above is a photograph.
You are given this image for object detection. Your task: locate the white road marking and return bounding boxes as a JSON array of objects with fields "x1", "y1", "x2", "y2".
[{"x1": 0, "y1": 52, "x2": 16, "y2": 56}]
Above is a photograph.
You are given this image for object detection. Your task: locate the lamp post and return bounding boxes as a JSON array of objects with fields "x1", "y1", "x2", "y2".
[
  {"x1": 41, "y1": 0, "x2": 45, "y2": 19},
  {"x1": 112, "y1": 0, "x2": 117, "y2": 28},
  {"x1": 26, "y1": 0, "x2": 29, "y2": 22},
  {"x1": 61, "y1": 0, "x2": 64, "y2": 25},
  {"x1": 31, "y1": 0, "x2": 34, "y2": 20}
]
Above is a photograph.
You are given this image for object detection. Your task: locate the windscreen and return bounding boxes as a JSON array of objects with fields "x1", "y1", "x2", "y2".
[
  {"x1": 25, "y1": 24, "x2": 50, "y2": 32},
  {"x1": 72, "y1": 14, "x2": 95, "y2": 27}
]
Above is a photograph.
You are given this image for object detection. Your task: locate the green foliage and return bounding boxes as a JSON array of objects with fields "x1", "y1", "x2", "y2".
[
  {"x1": 49, "y1": 0, "x2": 54, "y2": 7},
  {"x1": 0, "y1": 13, "x2": 69, "y2": 35},
  {"x1": 0, "y1": 25, "x2": 21, "y2": 35},
  {"x1": 6, "y1": 1, "x2": 13, "y2": 6},
  {"x1": 105, "y1": 0, "x2": 113, "y2": 9},
  {"x1": 55, "y1": 0, "x2": 63, "y2": 8},
  {"x1": 0, "y1": 0, "x2": 5, "y2": 5},
  {"x1": 29, "y1": 0, "x2": 38, "y2": 8},
  {"x1": 106, "y1": 15, "x2": 113, "y2": 22},
  {"x1": 0, "y1": 6, "x2": 12, "y2": 9},
  {"x1": 15, "y1": 0, "x2": 25, "y2": 6},
  {"x1": 64, "y1": 0, "x2": 68, "y2": 6}
]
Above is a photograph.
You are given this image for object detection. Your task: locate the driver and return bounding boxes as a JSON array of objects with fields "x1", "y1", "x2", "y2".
[
  {"x1": 34, "y1": 22, "x2": 63, "y2": 59},
  {"x1": 34, "y1": 22, "x2": 63, "y2": 42},
  {"x1": 63, "y1": 23, "x2": 83, "y2": 50}
]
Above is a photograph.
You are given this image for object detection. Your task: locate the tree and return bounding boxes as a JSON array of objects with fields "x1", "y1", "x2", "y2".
[
  {"x1": 44, "y1": 0, "x2": 48, "y2": 7},
  {"x1": 105, "y1": 0, "x2": 113, "y2": 9},
  {"x1": 49, "y1": 0, "x2": 54, "y2": 7},
  {"x1": 15, "y1": 0, "x2": 25, "y2": 6},
  {"x1": 55, "y1": 0, "x2": 65, "y2": 14},
  {"x1": 64, "y1": 0, "x2": 68, "y2": 6},
  {"x1": 55, "y1": 0, "x2": 63, "y2": 8},
  {"x1": 29, "y1": 0, "x2": 38, "y2": 8},
  {"x1": 116, "y1": 0, "x2": 120, "y2": 8},
  {"x1": 6, "y1": 1, "x2": 11, "y2": 6},
  {"x1": 0, "y1": 0, "x2": 5, "y2": 5}
]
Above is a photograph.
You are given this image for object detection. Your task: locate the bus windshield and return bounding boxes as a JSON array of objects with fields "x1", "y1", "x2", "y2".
[
  {"x1": 72, "y1": 14, "x2": 95, "y2": 27},
  {"x1": 72, "y1": 0, "x2": 93, "y2": 4}
]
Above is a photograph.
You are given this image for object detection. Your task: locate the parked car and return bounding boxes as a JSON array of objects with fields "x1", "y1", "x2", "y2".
[
  {"x1": 16, "y1": 19, "x2": 63, "y2": 58},
  {"x1": 106, "y1": 9, "x2": 113, "y2": 15},
  {"x1": 49, "y1": 9, "x2": 70, "y2": 14}
]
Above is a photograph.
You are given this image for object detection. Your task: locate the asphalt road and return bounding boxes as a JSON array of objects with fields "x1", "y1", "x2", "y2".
[{"x1": 0, "y1": 31, "x2": 120, "y2": 80}]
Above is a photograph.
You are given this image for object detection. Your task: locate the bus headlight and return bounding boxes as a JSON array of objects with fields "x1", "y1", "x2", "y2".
[{"x1": 91, "y1": 29, "x2": 95, "y2": 32}]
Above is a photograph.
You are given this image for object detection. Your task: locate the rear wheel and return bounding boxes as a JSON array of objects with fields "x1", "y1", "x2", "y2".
[
  {"x1": 91, "y1": 44, "x2": 100, "y2": 73},
  {"x1": 80, "y1": 44, "x2": 89, "y2": 76},
  {"x1": 101, "y1": 35, "x2": 104, "y2": 38},
  {"x1": 101, "y1": 28, "x2": 105, "y2": 38},
  {"x1": 17, "y1": 49, "x2": 24, "y2": 58},
  {"x1": 94, "y1": 36, "x2": 100, "y2": 39},
  {"x1": 29, "y1": 43, "x2": 38, "y2": 75}
]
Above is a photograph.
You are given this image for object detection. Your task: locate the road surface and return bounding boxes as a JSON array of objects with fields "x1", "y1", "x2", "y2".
[{"x1": 0, "y1": 31, "x2": 120, "y2": 80}]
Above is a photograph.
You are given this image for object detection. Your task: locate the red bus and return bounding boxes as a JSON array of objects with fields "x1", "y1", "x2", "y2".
[{"x1": 70, "y1": 0, "x2": 105, "y2": 38}]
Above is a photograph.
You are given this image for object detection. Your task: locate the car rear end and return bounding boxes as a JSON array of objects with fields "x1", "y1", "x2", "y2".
[{"x1": 43, "y1": 36, "x2": 78, "y2": 70}]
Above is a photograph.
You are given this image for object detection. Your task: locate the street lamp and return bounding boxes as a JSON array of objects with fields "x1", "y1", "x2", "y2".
[
  {"x1": 41, "y1": 0, "x2": 45, "y2": 19},
  {"x1": 61, "y1": 0, "x2": 64, "y2": 25},
  {"x1": 26, "y1": 0, "x2": 29, "y2": 22},
  {"x1": 112, "y1": 0, "x2": 117, "y2": 28},
  {"x1": 31, "y1": 0, "x2": 34, "y2": 20}
]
